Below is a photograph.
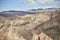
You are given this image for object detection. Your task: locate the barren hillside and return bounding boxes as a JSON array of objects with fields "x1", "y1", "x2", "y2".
[{"x1": 0, "y1": 11, "x2": 60, "y2": 40}]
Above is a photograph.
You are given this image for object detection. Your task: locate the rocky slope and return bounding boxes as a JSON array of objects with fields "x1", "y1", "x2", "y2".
[{"x1": 0, "y1": 11, "x2": 60, "y2": 40}]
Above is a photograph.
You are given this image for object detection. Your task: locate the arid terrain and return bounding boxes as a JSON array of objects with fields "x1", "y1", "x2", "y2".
[{"x1": 0, "y1": 8, "x2": 60, "y2": 40}]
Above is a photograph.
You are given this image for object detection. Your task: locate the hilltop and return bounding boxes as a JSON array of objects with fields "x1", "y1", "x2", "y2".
[{"x1": 0, "y1": 8, "x2": 60, "y2": 40}]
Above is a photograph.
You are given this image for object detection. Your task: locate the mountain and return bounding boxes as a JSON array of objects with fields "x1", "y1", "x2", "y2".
[
  {"x1": 28, "y1": 8, "x2": 44, "y2": 12},
  {"x1": 0, "y1": 8, "x2": 60, "y2": 17},
  {"x1": 0, "y1": 9, "x2": 60, "y2": 40},
  {"x1": 0, "y1": 11, "x2": 36, "y2": 17},
  {"x1": 28, "y1": 8, "x2": 60, "y2": 12},
  {"x1": 0, "y1": 12, "x2": 60, "y2": 40}
]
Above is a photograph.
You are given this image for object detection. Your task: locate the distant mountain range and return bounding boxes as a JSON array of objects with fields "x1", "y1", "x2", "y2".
[
  {"x1": 0, "y1": 8, "x2": 60, "y2": 17},
  {"x1": 0, "y1": 11, "x2": 36, "y2": 17},
  {"x1": 28, "y1": 8, "x2": 60, "y2": 12},
  {"x1": 28, "y1": 8, "x2": 44, "y2": 12},
  {"x1": 28, "y1": 8, "x2": 48, "y2": 12}
]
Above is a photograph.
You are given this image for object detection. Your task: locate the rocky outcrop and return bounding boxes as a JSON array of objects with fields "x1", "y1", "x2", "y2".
[
  {"x1": 0, "y1": 12, "x2": 60, "y2": 40},
  {"x1": 39, "y1": 32, "x2": 53, "y2": 40}
]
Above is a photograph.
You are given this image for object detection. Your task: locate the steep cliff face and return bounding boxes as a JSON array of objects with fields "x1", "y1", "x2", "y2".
[{"x1": 0, "y1": 12, "x2": 60, "y2": 40}]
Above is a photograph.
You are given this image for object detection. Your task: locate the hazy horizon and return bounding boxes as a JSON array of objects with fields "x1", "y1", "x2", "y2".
[{"x1": 0, "y1": 0, "x2": 60, "y2": 11}]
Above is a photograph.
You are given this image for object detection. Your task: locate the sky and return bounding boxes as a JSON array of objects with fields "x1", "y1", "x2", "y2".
[{"x1": 0, "y1": 0, "x2": 60, "y2": 11}]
